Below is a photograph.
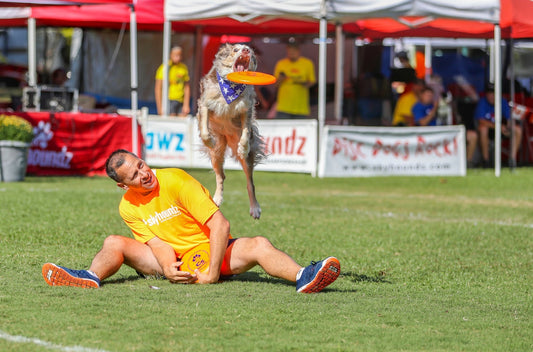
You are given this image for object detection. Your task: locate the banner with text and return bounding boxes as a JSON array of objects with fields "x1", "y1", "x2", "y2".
[
  {"x1": 15, "y1": 111, "x2": 140, "y2": 176},
  {"x1": 319, "y1": 126, "x2": 466, "y2": 177},
  {"x1": 145, "y1": 118, "x2": 317, "y2": 174},
  {"x1": 144, "y1": 118, "x2": 192, "y2": 167}
]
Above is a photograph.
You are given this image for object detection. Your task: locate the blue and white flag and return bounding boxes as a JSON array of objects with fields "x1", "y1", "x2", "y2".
[{"x1": 217, "y1": 71, "x2": 246, "y2": 104}]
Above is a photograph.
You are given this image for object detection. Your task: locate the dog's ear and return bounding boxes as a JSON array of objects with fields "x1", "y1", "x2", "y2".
[{"x1": 215, "y1": 43, "x2": 232, "y2": 60}]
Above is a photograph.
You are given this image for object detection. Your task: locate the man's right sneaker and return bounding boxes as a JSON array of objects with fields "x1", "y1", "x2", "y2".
[
  {"x1": 296, "y1": 257, "x2": 341, "y2": 293},
  {"x1": 42, "y1": 263, "x2": 100, "y2": 288}
]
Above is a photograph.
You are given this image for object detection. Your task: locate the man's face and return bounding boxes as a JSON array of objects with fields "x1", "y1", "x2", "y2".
[
  {"x1": 116, "y1": 154, "x2": 158, "y2": 194},
  {"x1": 421, "y1": 90, "x2": 434, "y2": 104},
  {"x1": 287, "y1": 46, "x2": 300, "y2": 61},
  {"x1": 486, "y1": 91, "x2": 495, "y2": 105},
  {"x1": 170, "y1": 48, "x2": 182, "y2": 65}
]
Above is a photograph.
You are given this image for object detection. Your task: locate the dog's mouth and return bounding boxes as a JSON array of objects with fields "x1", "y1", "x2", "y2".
[{"x1": 233, "y1": 55, "x2": 251, "y2": 72}]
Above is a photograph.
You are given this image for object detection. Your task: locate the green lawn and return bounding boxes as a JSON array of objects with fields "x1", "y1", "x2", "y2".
[{"x1": 0, "y1": 168, "x2": 531, "y2": 351}]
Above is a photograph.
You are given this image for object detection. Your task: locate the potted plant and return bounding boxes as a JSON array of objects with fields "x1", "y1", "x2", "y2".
[{"x1": 0, "y1": 114, "x2": 34, "y2": 182}]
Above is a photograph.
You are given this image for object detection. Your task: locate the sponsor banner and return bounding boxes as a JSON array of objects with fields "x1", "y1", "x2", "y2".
[
  {"x1": 145, "y1": 117, "x2": 317, "y2": 174},
  {"x1": 14, "y1": 111, "x2": 140, "y2": 176},
  {"x1": 256, "y1": 119, "x2": 317, "y2": 173},
  {"x1": 319, "y1": 125, "x2": 466, "y2": 177},
  {"x1": 144, "y1": 117, "x2": 192, "y2": 167}
]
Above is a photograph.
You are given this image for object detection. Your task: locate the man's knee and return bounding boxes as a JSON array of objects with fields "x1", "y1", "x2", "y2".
[
  {"x1": 251, "y1": 236, "x2": 273, "y2": 249},
  {"x1": 102, "y1": 235, "x2": 129, "y2": 250},
  {"x1": 236, "y1": 236, "x2": 274, "y2": 255}
]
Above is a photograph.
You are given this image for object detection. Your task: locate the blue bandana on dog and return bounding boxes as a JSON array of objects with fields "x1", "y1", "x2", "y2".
[{"x1": 217, "y1": 71, "x2": 246, "y2": 104}]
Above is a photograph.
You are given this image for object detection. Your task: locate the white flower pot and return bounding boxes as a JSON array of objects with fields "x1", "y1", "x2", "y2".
[{"x1": 0, "y1": 140, "x2": 31, "y2": 182}]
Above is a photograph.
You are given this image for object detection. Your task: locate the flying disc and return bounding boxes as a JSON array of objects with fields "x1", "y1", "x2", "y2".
[
  {"x1": 179, "y1": 243, "x2": 210, "y2": 275},
  {"x1": 227, "y1": 71, "x2": 277, "y2": 85}
]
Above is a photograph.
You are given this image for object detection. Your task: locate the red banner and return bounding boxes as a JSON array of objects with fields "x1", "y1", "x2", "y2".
[{"x1": 12, "y1": 111, "x2": 141, "y2": 176}]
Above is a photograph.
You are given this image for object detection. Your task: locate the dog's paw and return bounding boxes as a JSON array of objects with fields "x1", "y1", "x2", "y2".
[
  {"x1": 213, "y1": 193, "x2": 223, "y2": 206},
  {"x1": 250, "y1": 205, "x2": 261, "y2": 220},
  {"x1": 238, "y1": 142, "x2": 250, "y2": 160}
]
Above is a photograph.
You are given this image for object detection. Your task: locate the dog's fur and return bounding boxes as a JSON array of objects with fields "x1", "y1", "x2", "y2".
[{"x1": 197, "y1": 43, "x2": 265, "y2": 219}]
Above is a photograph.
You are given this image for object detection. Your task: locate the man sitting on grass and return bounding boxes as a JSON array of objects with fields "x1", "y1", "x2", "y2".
[{"x1": 42, "y1": 149, "x2": 340, "y2": 293}]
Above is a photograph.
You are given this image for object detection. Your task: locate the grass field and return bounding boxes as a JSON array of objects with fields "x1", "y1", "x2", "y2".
[{"x1": 0, "y1": 168, "x2": 532, "y2": 351}]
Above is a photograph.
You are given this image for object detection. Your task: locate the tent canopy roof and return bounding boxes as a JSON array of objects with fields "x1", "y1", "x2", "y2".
[{"x1": 165, "y1": 0, "x2": 500, "y2": 24}]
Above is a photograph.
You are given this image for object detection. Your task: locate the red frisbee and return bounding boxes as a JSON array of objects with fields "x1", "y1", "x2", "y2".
[{"x1": 227, "y1": 71, "x2": 277, "y2": 85}]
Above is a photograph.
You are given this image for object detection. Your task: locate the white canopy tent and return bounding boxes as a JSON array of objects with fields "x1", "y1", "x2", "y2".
[{"x1": 164, "y1": 0, "x2": 503, "y2": 175}]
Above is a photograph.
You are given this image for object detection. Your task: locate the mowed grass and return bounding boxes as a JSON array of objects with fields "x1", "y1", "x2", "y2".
[{"x1": 0, "y1": 168, "x2": 531, "y2": 351}]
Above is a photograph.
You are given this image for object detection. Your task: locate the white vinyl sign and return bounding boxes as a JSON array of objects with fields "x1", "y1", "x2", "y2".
[{"x1": 319, "y1": 126, "x2": 466, "y2": 177}]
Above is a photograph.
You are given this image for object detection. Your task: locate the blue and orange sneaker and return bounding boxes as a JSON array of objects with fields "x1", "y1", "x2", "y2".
[
  {"x1": 42, "y1": 263, "x2": 100, "y2": 288},
  {"x1": 296, "y1": 257, "x2": 340, "y2": 293}
]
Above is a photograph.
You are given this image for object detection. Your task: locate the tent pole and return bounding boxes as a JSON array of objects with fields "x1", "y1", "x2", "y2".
[
  {"x1": 27, "y1": 17, "x2": 36, "y2": 87},
  {"x1": 494, "y1": 24, "x2": 502, "y2": 177},
  {"x1": 316, "y1": 0, "x2": 327, "y2": 177},
  {"x1": 129, "y1": 4, "x2": 139, "y2": 155},
  {"x1": 162, "y1": 20, "x2": 171, "y2": 117},
  {"x1": 192, "y1": 26, "x2": 203, "y2": 115},
  {"x1": 424, "y1": 39, "x2": 432, "y2": 83},
  {"x1": 509, "y1": 38, "x2": 515, "y2": 171},
  {"x1": 334, "y1": 23, "x2": 344, "y2": 123}
]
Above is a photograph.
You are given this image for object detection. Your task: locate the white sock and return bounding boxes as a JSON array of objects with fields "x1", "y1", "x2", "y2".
[
  {"x1": 87, "y1": 270, "x2": 99, "y2": 279},
  {"x1": 296, "y1": 267, "x2": 305, "y2": 281}
]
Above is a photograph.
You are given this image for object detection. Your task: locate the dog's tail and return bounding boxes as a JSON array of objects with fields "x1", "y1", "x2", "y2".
[{"x1": 250, "y1": 122, "x2": 267, "y2": 166}]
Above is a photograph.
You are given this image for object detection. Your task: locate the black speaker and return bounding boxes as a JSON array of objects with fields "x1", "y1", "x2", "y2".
[{"x1": 22, "y1": 86, "x2": 79, "y2": 112}]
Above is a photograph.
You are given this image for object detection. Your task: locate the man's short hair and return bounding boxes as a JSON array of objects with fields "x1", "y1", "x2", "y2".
[{"x1": 105, "y1": 149, "x2": 137, "y2": 182}]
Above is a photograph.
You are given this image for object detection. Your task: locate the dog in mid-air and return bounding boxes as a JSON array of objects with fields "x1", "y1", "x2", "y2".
[{"x1": 197, "y1": 43, "x2": 265, "y2": 219}]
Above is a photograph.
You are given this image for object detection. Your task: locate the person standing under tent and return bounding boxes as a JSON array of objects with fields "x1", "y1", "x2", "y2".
[
  {"x1": 155, "y1": 46, "x2": 191, "y2": 117},
  {"x1": 273, "y1": 42, "x2": 316, "y2": 119}
]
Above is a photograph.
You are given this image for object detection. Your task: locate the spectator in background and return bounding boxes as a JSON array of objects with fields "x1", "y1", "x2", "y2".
[
  {"x1": 412, "y1": 87, "x2": 439, "y2": 126},
  {"x1": 475, "y1": 84, "x2": 522, "y2": 168},
  {"x1": 396, "y1": 51, "x2": 412, "y2": 69},
  {"x1": 392, "y1": 78, "x2": 424, "y2": 126},
  {"x1": 273, "y1": 42, "x2": 316, "y2": 119},
  {"x1": 155, "y1": 46, "x2": 191, "y2": 117}
]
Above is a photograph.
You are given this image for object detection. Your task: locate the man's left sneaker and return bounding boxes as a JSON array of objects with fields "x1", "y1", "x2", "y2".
[
  {"x1": 296, "y1": 257, "x2": 340, "y2": 293},
  {"x1": 42, "y1": 263, "x2": 100, "y2": 288}
]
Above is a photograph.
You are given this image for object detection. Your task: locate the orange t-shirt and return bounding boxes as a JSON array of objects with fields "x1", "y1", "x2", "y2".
[{"x1": 119, "y1": 168, "x2": 223, "y2": 257}]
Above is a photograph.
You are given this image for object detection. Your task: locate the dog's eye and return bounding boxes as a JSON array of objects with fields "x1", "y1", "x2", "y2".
[{"x1": 233, "y1": 48, "x2": 239, "y2": 52}]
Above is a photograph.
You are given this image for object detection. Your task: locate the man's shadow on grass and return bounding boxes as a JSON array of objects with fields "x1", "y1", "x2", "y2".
[
  {"x1": 103, "y1": 275, "x2": 144, "y2": 286},
  {"x1": 103, "y1": 271, "x2": 391, "y2": 293},
  {"x1": 225, "y1": 270, "x2": 391, "y2": 293}
]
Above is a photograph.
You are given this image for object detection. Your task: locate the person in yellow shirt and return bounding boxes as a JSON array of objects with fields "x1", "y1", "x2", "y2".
[
  {"x1": 42, "y1": 150, "x2": 341, "y2": 293},
  {"x1": 155, "y1": 46, "x2": 191, "y2": 116},
  {"x1": 274, "y1": 42, "x2": 316, "y2": 118},
  {"x1": 391, "y1": 79, "x2": 424, "y2": 126}
]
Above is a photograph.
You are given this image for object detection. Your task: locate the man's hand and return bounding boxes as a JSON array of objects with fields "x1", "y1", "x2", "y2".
[
  {"x1": 179, "y1": 105, "x2": 190, "y2": 117},
  {"x1": 163, "y1": 261, "x2": 198, "y2": 284},
  {"x1": 194, "y1": 269, "x2": 219, "y2": 284}
]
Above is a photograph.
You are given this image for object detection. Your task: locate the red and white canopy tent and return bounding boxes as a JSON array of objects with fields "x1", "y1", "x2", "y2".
[
  {"x1": 338, "y1": 0, "x2": 533, "y2": 175},
  {"x1": 0, "y1": 0, "x2": 146, "y2": 153},
  {"x1": 341, "y1": 0, "x2": 533, "y2": 39}
]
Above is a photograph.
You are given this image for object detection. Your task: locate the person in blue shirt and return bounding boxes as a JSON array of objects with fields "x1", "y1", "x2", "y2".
[
  {"x1": 475, "y1": 85, "x2": 522, "y2": 168},
  {"x1": 412, "y1": 87, "x2": 438, "y2": 126}
]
